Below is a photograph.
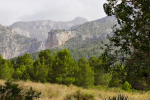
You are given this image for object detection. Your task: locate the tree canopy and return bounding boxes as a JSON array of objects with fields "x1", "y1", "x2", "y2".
[
  {"x1": 102, "y1": 0, "x2": 150, "y2": 89},
  {"x1": 103, "y1": 0, "x2": 150, "y2": 63}
]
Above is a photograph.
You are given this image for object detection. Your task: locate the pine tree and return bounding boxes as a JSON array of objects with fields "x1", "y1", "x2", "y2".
[
  {"x1": 88, "y1": 56, "x2": 111, "y2": 86},
  {"x1": 34, "y1": 49, "x2": 53, "y2": 82},
  {"x1": 0, "y1": 55, "x2": 13, "y2": 80},
  {"x1": 77, "y1": 57, "x2": 94, "y2": 88},
  {"x1": 33, "y1": 58, "x2": 48, "y2": 83},
  {"x1": 51, "y1": 49, "x2": 79, "y2": 85},
  {"x1": 14, "y1": 53, "x2": 34, "y2": 80}
]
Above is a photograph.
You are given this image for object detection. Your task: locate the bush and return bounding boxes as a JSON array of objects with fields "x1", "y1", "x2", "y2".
[
  {"x1": 122, "y1": 81, "x2": 132, "y2": 91},
  {"x1": 0, "y1": 81, "x2": 41, "y2": 100},
  {"x1": 64, "y1": 90, "x2": 95, "y2": 100},
  {"x1": 102, "y1": 94, "x2": 129, "y2": 100}
]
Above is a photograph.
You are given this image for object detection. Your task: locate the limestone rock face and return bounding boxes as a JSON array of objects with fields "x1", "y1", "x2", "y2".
[
  {"x1": 0, "y1": 24, "x2": 45, "y2": 59},
  {"x1": 13, "y1": 28, "x2": 30, "y2": 37},
  {"x1": 46, "y1": 29, "x2": 75, "y2": 49},
  {"x1": 46, "y1": 16, "x2": 117, "y2": 49},
  {"x1": 10, "y1": 17, "x2": 88, "y2": 41}
]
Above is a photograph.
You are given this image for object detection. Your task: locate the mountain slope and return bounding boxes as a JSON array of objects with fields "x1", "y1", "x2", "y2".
[
  {"x1": 0, "y1": 24, "x2": 45, "y2": 59},
  {"x1": 29, "y1": 16, "x2": 118, "y2": 61},
  {"x1": 46, "y1": 16, "x2": 118, "y2": 49},
  {"x1": 10, "y1": 17, "x2": 88, "y2": 41}
]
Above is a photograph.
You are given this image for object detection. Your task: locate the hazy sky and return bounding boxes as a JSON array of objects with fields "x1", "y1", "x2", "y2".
[{"x1": 0, "y1": 0, "x2": 108, "y2": 26}]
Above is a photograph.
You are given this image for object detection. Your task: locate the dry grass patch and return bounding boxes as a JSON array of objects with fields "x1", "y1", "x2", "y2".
[{"x1": 0, "y1": 80, "x2": 150, "y2": 100}]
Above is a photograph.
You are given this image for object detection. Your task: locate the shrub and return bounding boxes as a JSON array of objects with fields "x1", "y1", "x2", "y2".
[
  {"x1": 102, "y1": 94, "x2": 129, "y2": 100},
  {"x1": 0, "y1": 81, "x2": 41, "y2": 100},
  {"x1": 122, "y1": 81, "x2": 132, "y2": 91},
  {"x1": 64, "y1": 90, "x2": 95, "y2": 100}
]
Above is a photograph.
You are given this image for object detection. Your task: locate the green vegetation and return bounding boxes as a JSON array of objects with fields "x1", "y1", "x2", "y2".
[
  {"x1": 64, "y1": 90, "x2": 95, "y2": 100},
  {"x1": 102, "y1": 0, "x2": 150, "y2": 90},
  {"x1": 0, "y1": 81, "x2": 41, "y2": 100},
  {"x1": 1, "y1": 47, "x2": 150, "y2": 93},
  {"x1": 122, "y1": 81, "x2": 132, "y2": 92},
  {"x1": 103, "y1": 94, "x2": 129, "y2": 100},
  {"x1": 28, "y1": 38, "x2": 109, "y2": 61}
]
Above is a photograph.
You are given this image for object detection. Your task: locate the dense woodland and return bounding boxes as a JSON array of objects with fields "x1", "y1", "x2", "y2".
[
  {"x1": 1, "y1": 49, "x2": 110, "y2": 88},
  {"x1": 0, "y1": 48, "x2": 147, "y2": 91}
]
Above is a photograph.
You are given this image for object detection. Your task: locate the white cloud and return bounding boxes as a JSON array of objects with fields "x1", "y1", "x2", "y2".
[{"x1": 0, "y1": 0, "x2": 107, "y2": 26}]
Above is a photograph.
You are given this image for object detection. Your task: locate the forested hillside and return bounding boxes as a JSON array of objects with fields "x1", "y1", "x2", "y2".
[{"x1": 25, "y1": 38, "x2": 109, "y2": 61}]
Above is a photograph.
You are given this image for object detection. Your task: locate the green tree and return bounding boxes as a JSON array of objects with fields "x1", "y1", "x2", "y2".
[
  {"x1": 0, "y1": 55, "x2": 13, "y2": 80},
  {"x1": 14, "y1": 53, "x2": 34, "y2": 80},
  {"x1": 51, "y1": 49, "x2": 79, "y2": 85},
  {"x1": 33, "y1": 49, "x2": 55, "y2": 82},
  {"x1": 37, "y1": 49, "x2": 54, "y2": 82},
  {"x1": 0, "y1": 62, "x2": 12, "y2": 80},
  {"x1": 13, "y1": 68, "x2": 22, "y2": 80},
  {"x1": 38, "y1": 49, "x2": 52, "y2": 65},
  {"x1": 109, "y1": 63, "x2": 126, "y2": 88},
  {"x1": 77, "y1": 57, "x2": 94, "y2": 88},
  {"x1": 33, "y1": 58, "x2": 48, "y2": 83},
  {"x1": 102, "y1": 0, "x2": 150, "y2": 89},
  {"x1": 88, "y1": 56, "x2": 111, "y2": 86}
]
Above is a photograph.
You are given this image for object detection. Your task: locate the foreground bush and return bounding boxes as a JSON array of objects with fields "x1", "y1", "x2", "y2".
[
  {"x1": 64, "y1": 90, "x2": 95, "y2": 100},
  {"x1": 102, "y1": 94, "x2": 129, "y2": 100},
  {"x1": 0, "y1": 81, "x2": 41, "y2": 100},
  {"x1": 122, "y1": 81, "x2": 132, "y2": 91}
]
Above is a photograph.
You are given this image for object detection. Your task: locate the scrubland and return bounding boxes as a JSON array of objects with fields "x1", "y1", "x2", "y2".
[{"x1": 0, "y1": 80, "x2": 150, "y2": 100}]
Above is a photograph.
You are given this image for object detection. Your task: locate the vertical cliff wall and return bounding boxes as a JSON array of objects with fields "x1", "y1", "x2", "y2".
[{"x1": 46, "y1": 29, "x2": 75, "y2": 49}]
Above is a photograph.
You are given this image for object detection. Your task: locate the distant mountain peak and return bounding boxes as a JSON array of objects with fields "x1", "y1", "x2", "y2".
[{"x1": 73, "y1": 17, "x2": 88, "y2": 22}]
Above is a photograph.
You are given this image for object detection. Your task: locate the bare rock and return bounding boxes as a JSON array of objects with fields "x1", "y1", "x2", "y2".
[{"x1": 46, "y1": 29, "x2": 75, "y2": 49}]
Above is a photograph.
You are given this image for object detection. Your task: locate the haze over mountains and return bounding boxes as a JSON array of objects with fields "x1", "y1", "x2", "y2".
[
  {"x1": 10, "y1": 17, "x2": 88, "y2": 42},
  {"x1": 0, "y1": 16, "x2": 117, "y2": 59}
]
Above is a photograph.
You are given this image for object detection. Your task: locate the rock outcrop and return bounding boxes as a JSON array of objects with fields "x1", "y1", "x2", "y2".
[
  {"x1": 46, "y1": 29, "x2": 75, "y2": 48},
  {"x1": 46, "y1": 16, "x2": 118, "y2": 49},
  {"x1": 0, "y1": 24, "x2": 45, "y2": 59},
  {"x1": 10, "y1": 17, "x2": 88, "y2": 41}
]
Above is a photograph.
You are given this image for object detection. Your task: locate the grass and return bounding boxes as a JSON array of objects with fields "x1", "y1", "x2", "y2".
[{"x1": 0, "y1": 79, "x2": 150, "y2": 100}]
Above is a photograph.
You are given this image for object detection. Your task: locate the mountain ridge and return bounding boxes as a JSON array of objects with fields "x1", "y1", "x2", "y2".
[
  {"x1": 0, "y1": 16, "x2": 117, "y2": 59},
  {"x1": 46, "y1": 16, "x2": 117, "y2": 49},
  {"x1": 10, "y1": 17, "x2": 88, "y2": 41}
]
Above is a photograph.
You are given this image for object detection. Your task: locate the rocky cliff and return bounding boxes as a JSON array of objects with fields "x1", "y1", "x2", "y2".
[
  {"x1": 10, "y1": 17, "x2": 88, "y2": 41},
  {"x1": 0, "y1": 24, "x2": 45, "y2": 59},
  {"x1": 46, "y1": 16, "x2": 118, "y2": 49},
  {"x1": 46, "y1": 29, "x2": 75, "y2": 48}
]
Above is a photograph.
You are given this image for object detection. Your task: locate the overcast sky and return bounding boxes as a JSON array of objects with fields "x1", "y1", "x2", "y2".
[{"x1": 0, "y1": 0, "x2": 108, "y2": 26}]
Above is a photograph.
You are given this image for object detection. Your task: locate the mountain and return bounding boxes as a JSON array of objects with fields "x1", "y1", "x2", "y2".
[
  {"x1": 0, "y1": 24, "x2": 45, "y2": 59},
  {"x1": 0, "y1": 16, "x2": 118, "y2": 59},
  {"x1": 28, "y1": 16, "x2": 118, "y2": 61},
  {"x1": 10, "y1": 17, "x2": 88, "y2": 41},
  {"x1": 46, "y1": 16, "x2": 118, "y2": 49}
]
